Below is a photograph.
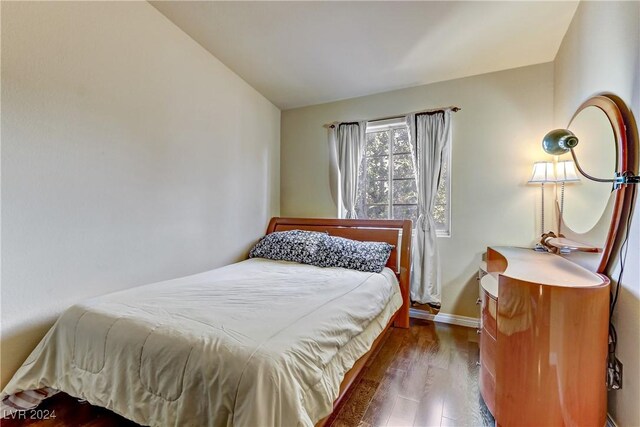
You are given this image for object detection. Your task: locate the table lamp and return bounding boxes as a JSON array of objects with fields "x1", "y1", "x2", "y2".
[{"x1": 528, "y1": 161, "x2": 556, "y2": 235}]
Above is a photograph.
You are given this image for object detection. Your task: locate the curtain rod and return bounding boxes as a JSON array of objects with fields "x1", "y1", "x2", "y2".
[{"x1": 327, "y1": 106, "x2": 461, "y2": 128}]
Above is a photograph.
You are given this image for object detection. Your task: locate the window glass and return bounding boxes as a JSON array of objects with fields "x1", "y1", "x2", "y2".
[{"x1": 355, "y1": 121, "x2": 450, "y2": 236}]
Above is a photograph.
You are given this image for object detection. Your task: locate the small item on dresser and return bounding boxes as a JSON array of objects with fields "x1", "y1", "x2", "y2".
[
  {"x1": 537, "y1": 232, "x2": 601, "y2": 254},
  {"x1": 545, "y1": 236, "x2": 601, "y2": 254},
  {"x1": 536, "y1": 231, "x2": 558, "y2": 252}
]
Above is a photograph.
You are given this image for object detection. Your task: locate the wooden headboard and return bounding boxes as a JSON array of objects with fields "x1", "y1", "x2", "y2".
[{"x1": 266, "y1": 217, "x2": 411, "y2": 328}]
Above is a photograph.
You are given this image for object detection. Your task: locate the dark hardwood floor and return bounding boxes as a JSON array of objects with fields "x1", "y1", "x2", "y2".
[
  {"x1": 326, "y1": 319, "x2": 493, "y2": 427},
  {"x1": 2, "y1": 319, "x2": 493, "y2": 427}
]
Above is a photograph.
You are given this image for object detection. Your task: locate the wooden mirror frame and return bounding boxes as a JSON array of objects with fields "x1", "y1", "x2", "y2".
[{"x1": 560, "y1": 93, "x2": 639, "y2": 274}]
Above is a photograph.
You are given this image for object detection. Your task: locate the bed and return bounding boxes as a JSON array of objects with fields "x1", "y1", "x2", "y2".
[{"x1": 1, "y1": 217, "x2": 411, "y2": 426}]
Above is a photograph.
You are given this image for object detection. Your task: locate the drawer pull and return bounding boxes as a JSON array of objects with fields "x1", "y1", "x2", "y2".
[{"x1": 476, "y1": 298, "x2": 481, "y2": 305}]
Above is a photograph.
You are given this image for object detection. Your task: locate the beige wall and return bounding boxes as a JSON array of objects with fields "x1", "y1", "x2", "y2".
[
  {"x1": 554, "y1": 2, "x2": 640, "y2": 425},
  {"x1": 0, "y1": 2, "x2": 280, "y2": 388},
  {"x1": 281, "y1": 63, "x2": 555, "y2": 318}
]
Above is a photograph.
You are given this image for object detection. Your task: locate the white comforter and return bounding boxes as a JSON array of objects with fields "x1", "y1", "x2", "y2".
[{"x1": 2, "y1": 258, "x2": 402, "y2": 427}]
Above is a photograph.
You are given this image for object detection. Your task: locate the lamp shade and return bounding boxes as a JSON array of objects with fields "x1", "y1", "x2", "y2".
[
  {"x1": 556, "y1": 160, "x2": 580, "y2": 183},
  {"x1": 528, "y1": 161, "x2": 556, "y2": 184},
  {"x1": 542, "y1": 129, "x2": 579, "y2": 155}
]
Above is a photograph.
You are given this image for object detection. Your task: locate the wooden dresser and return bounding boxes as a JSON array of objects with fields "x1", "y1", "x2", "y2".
[{"x1": 478, "y1": 246, "x2": 610, "y2": 427}]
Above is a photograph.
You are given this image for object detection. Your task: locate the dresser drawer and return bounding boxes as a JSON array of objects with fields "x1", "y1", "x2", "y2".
[
  {"x1": 480, "y1": 328, "x2": 496, "y2": 376},
  {"x1": 480, "y1": 363, "x2": 496, "y2": 416},
  {"x1": 481, "y1": 290, "x2": 497, "y2": 339}
]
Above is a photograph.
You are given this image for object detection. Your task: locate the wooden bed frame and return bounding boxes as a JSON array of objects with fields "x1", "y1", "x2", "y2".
[
  {"x1": 0, "y1": 217, "x2": 411, "y2": 426},
  {"x1": 265, "y1": 217, "x2": 412, "y2": 426}
]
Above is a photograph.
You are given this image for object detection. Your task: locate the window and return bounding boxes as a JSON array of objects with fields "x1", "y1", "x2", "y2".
[{"x1": 355, "y1": 119, "x2": 451, "y2": 236}]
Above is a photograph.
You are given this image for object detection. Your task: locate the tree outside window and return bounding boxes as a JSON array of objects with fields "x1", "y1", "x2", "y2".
[{"x1": 355, "y1": 121, "x2": 450, "y2": 236}]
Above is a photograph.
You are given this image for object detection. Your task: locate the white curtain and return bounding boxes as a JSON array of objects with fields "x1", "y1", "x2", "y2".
[
  {"x1": 407, "y1": 110, "x2": 452, "y2": 305},
  {"x1": 332, "y1": 121, "x2": 366, "y2": 218}
]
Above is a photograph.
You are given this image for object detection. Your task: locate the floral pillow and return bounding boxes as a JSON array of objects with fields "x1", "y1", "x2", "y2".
[
  {"x1": 249, "y1": 230, "x2": 327, "y2": 266},
  {"x1": 318, "y1": 235, "x2": 393, "y2": 273},
  {"x1": 249, "y1": 230, "x2": 393, "y2": 273}
]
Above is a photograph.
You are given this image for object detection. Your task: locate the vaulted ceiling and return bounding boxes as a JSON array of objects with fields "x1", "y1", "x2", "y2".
[{"x1": 152, "y1": 1, "x2": 578, "y2": 110}]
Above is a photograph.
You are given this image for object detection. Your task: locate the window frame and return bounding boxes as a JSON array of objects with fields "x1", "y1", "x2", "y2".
[
  {"x1": 361, "y1": 121, "x2": 417, "y2": 222},
  {"x1": 356, "y1": 118, "x2": 451, "y2": 237}
]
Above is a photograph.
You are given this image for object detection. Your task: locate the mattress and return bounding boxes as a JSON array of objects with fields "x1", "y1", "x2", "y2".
[{"x1": 1, "y1": 258, "x2": 402, "y2": 427}]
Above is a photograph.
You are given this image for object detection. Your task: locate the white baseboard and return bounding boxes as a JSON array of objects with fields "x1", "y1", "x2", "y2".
[
  {"x1": 409, "y1": 308, "x2": 480, "y2": 328},
  {"x1": 607, "y1": 413, "x2": 618, "y2": 427}
]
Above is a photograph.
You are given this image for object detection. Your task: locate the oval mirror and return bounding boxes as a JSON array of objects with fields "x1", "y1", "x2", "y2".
[
  {"x1": 555, "y1": 93, "x2": 638, "y2": 274},
  {"x1": 558, "y1": 106, "x2": 616, "y2": 237}
]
